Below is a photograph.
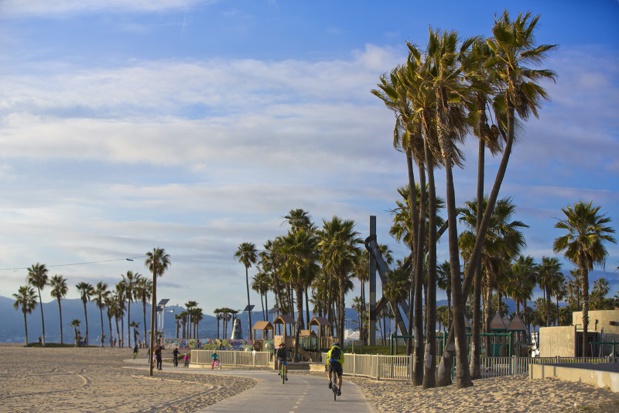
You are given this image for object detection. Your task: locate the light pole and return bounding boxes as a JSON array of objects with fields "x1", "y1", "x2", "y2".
[{"x1": 158, "y1": 299, "x2": 169, "y2": 345}]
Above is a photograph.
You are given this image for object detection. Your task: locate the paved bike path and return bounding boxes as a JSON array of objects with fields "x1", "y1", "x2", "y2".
[{"x1": 197, "y1": 369, "x2": 374, "y2": 413}]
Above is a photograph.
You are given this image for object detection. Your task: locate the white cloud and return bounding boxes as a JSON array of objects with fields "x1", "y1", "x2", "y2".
[
  {"x1": 0, "y1": 0, "x2": 215, "y2": 17},
  {"x1": 0, "y1": 41, "x2": 617, "y2": 308}
]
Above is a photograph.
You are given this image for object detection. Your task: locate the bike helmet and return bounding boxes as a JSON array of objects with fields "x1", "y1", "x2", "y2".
[{"x1": 333, "y1": 342, "x2": 340, "y2": 347}]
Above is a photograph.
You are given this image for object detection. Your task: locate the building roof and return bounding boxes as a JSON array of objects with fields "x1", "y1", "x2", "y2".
[
  {"x1": 507, "y1": 314, "x2": 526, "y2": 331},
  {"x1": 490, "y1": 313, "x2": 508, "y2": 330},
  {"x1": 253, "y1": 321, "x2": 274, "y2": 331},
  {"x1": 308, "y1": 316, "x2": 331, "y2": 327},
  {"x1": 273, "y1": 314, "x2": 295, "y2": 325}
]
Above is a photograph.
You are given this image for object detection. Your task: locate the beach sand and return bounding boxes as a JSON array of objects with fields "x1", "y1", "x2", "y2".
[{"x1": 1, "y1": 345, "x2": 618, "y2": 412}]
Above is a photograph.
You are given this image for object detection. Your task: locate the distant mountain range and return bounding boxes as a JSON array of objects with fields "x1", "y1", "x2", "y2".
[
  {"x1": 3, "y1": 290, "x2": 544, "y2": 344},
  {"x1": 0, "y1": 295, "x2": 362, "y2": 344}
]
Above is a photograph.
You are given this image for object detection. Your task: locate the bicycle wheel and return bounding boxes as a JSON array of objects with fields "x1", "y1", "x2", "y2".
[{"x1": 332, "y1": 377, "x2": 338, "y2": 401}]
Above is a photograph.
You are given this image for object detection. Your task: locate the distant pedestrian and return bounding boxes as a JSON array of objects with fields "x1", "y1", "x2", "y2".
[
  {"x1": 133, "y1": 344, "x2": 138, "y2": 359},
  {"x1": 155, "y1": 345, "x2": 163, "y2": 370},
  {"x1": 172, "y1": 347, "x2": 180, "y2": 367},
  {"x1": 184, "y1": 353, "x2": 190, "y2": 367}
]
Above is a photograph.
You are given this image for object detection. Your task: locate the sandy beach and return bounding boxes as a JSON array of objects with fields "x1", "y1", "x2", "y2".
[{"x1": 1, "y1": 345, "x2": 618, "y2": 412}]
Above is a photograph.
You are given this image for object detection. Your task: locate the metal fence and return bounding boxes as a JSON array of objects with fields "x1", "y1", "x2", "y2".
[
  {"x1": 325, "y1": 353, "x2": 545, "y2": 380},
  {"x1": 190, "y1": 351, "x2": 619, "y2": 380},
  {"x1": 530, "y1": 356, "x2": 619, "y2": 365},
  {"x1": 191, "y1": 350, "x2": 271, "y2": 368}
]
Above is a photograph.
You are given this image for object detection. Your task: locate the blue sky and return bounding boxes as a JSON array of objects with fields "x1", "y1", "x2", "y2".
[{"x1": 0, "y1": 0, "x2": 618, "y2": 313}]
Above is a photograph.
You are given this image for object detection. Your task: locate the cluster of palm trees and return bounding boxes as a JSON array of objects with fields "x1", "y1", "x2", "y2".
[
  {"x1": 236, "y1": 209, "x2": 364, "y2": 360},
  {"x1": 212, "y1": 307, "x2": 239, "y2": 340},
  {"x1": 368, "y1": 10, "x2": 616, "y2": 390},
  {"x1": 12, "y1": 248, "x2": 172, "y2": 359},
  {"x1": 173, "y1": 301, "x2": 205, "y2": 339}
]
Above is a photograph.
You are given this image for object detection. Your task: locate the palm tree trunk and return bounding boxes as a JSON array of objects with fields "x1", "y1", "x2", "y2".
[
  {"x1": 245, "y1": 267, "x2": 253, "y2": 341},
  {"x1": 127, "y1": 299, "x2": 131, "y2": 348},
  {"x1": 423, "y1": 161, "x2": 438, "y2": 389},
  {"x1": 142, "y1": 300, "x2": 148, "y2": 346},
  {"x1": 108, "y1": 314, "x2": 113, "y2": 347},
  {"x1": 581, "y1": 264, "x2": 589, "y2": 357},
  {"x1": 58, "y1": 299, "x2": 64, "y2": 345},
  {"x1": 23, "y1": 312, "x2": 29, "y2": 346},
  {"x1": 115, "y1": 316, "x2": 121, "y2": 347},
  {"x1": 338, "y1": 276, "x2": 347, "y2": 344},
  {"x1": 37, "y1": 288, "x2": 45, "y2": 346},
  {"x1": 470, "y1": 137, "x2": 485, "y2": 379},
  {"x1": 405, "y1": 150, "x2": 419, "y2": 358},
  {"x1": 294, "y1": 285, "x2": 304, "y2": 361},
  {"x1": 149, "y1": 265, "x2": 157, "y2": 376},
  {"x1": 83, "y1": 301, "x2": 89, "y2": 346},
  {"x1": 100, "y1": 308, "x2": 105, "y2": 347}
]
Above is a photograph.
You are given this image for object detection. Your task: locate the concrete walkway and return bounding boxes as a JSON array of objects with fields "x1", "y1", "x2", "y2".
[
  {"x1": 124, "y1": 359, "x2": 374, "y2": 413},
  {"x1": 197, "y1": 369, "x2": 374, "y2": 413}
]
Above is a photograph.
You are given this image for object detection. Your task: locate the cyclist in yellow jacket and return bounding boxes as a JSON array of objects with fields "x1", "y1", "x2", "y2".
[{"x1": 326, "y1": 342, "x2": 344, "y2": 395}]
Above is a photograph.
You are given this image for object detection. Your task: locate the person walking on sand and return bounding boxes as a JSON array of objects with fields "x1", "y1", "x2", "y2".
[
  {"x1": 155, "y1": 345, "x2": 163, "y2": 370},
  {"x1": 184, "y1": 353, "x2": 190, "y2": 367},
  {"x1": 172, "y1": 347, "x2": 180, "y2": 367}
]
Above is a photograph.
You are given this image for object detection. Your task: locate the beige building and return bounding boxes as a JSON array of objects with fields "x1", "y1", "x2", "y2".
[{"x1": 539, "y1": 309, "x2": 619, "y2": 357}]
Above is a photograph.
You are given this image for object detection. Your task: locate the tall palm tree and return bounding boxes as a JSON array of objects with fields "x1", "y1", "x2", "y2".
[
  {"x1": 537, "y1": 257, "x2": 562, "y2": 326},
  {"x1": 115, "y1": 281, "x2": 127, "y2": 347},
  {"x1": 383, "y1": 262, "x2": 412, "y2": 341},
  {"x1": 214, "y1": 309, "x2": 223, "y2": 339},
  {"x1": 49, "y1": 275, "x2": 68, "y2": 345},
  {"x1": 317, "y1": 216, "x2": 362, "y2": 345},
  {"x1": 373, "y1": 63, "x2": 428, "y2": 383},
  {"x1": 447, "y1": 12, "x2": 556, "y2": 384},
  {"x1": 553, "y1": 201, "x2": 616, "y2": 356},
  {"x1": 104, "y1": 294, "x2": 118, "y2": 346},
  {"x1": 509, "y1": 256, "x2": 537, "y2": 313},
  {"x1": 190, "y1": 307, "x2": 203, "y2": 339},
  {"x1": 93, "y1": 282, "x2": 109, "y2": 347},
  {"x1": 423, "y1": 26, "x2": 475, "y2": 388},
  {"x1": 130, "y1": 320, "x2": 140, "y2": 345},
  {"x1": 145, "y1": 247, "x2": 171, "y2": 376},
  {"x1": 184, "y1": 301, "x2": 198, "y2": 339},
  {"x1": 134, "y1": 275, "x2": 152, "y2": 346},
  {"x1": 461, "y1": 38, "x2": 503, "y2": 377},
  {"x1": 13, "y1": 285, "x2": 38, "y2": 346},
  {"x1": 591, "y1": 278, "x2": 611, "y2": 310},
  {"x1": 235, "y1": 242, "x2": 258, "y2": 341},
  {"x1": 252, "y1": 271, "x2": 271, "y2": 321},
  {"x1": 70, "y1": 319, "x2": 82, "y2": 346},
  {"x1": 122, "y1": 270, "x2": 138, "y2": 348},
  {"x1": 27, "y1": 263, "x2": 49, "y2": 346},
  {"x1": 278, "y1": 228, "x2": 319, "y2": 359},
  {"x1": 75, "y1": 282, "x2": 94, "y2": 346},
  {"x1": 459, "y1": 196, "x2": 527, "y2": 377}
]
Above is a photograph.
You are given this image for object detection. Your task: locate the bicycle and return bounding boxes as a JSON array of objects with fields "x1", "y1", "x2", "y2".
[
  {"x1": 330, "y1": 370, "x2": 339, "y2": 401},
  {"x1": 279, "y1": 360, "x2": 287, "y2": 384}
]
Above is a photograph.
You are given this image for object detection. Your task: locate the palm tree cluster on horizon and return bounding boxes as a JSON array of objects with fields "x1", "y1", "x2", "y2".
[{"x1": 12, "y1": 248, "x2": 173, "y2": 355}]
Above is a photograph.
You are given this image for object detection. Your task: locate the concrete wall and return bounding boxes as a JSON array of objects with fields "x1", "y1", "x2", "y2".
[
  {"x1": 539, "y1": 326, "x2": 576, "y2": 357},
  {"x1": 572, "y1": 309, "x2": 619, "y2": 337},
  {"x1": 530, "y1": 363, "x2": 619, "y2": 393}
]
